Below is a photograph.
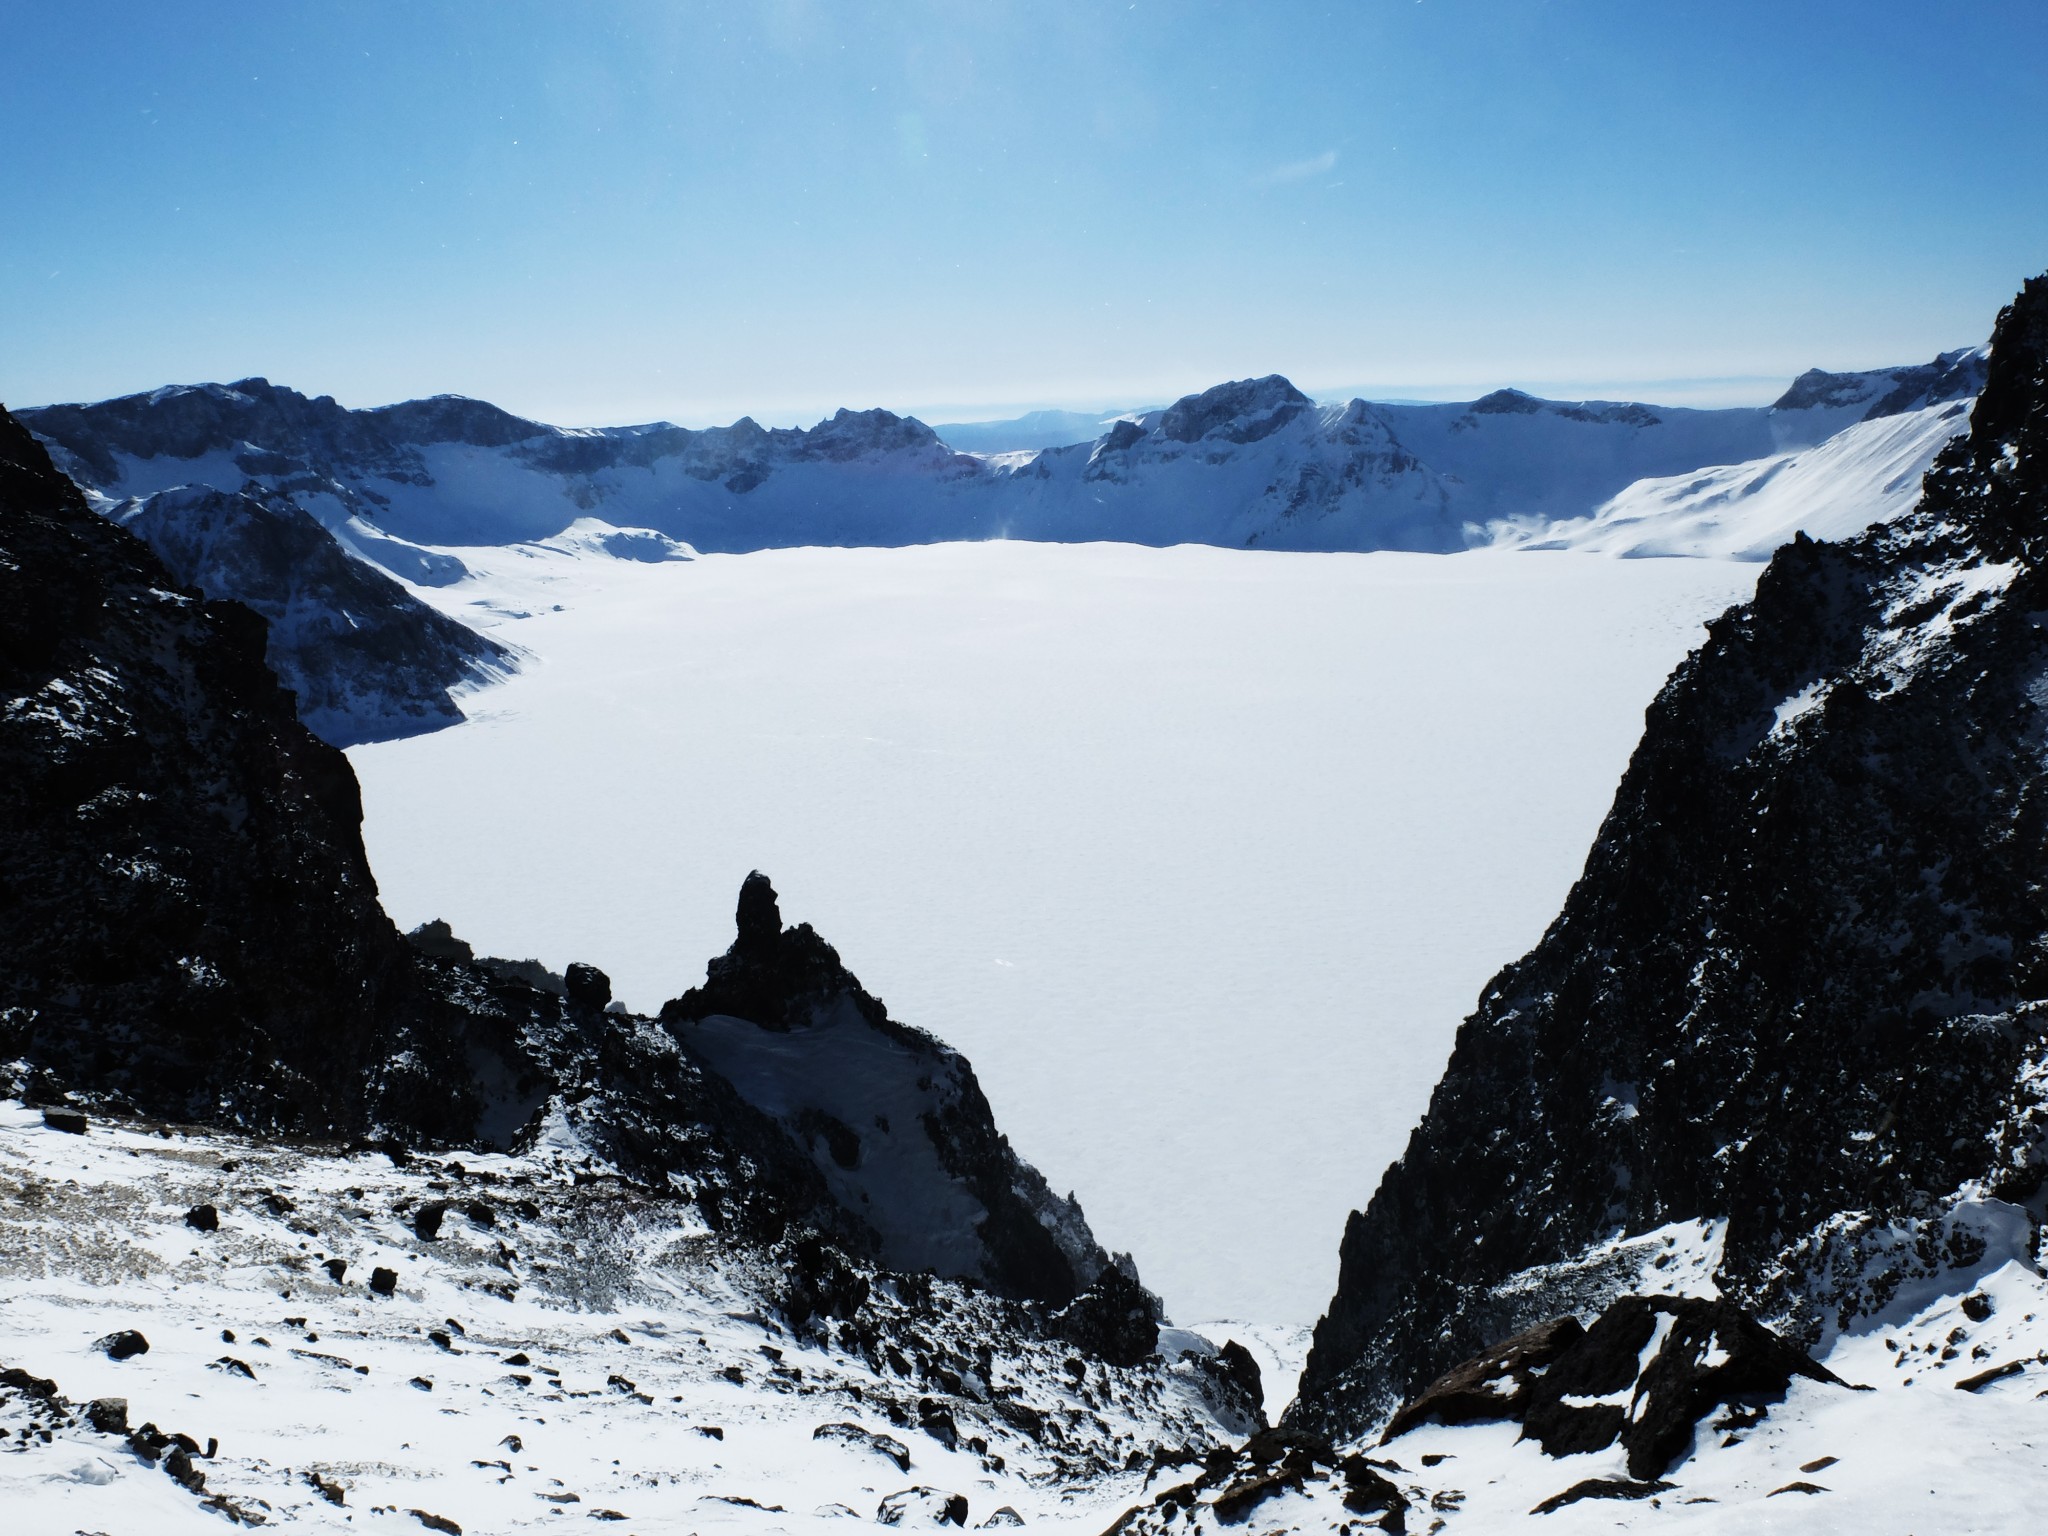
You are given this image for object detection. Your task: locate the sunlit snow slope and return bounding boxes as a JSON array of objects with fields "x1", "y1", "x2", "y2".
[
  {"x1": 347, "y1": 541, "x2": 1758, "y2": 1327},
  {"x1": 1492, "y1": 397, "x2": 1975, "y2": 558}
]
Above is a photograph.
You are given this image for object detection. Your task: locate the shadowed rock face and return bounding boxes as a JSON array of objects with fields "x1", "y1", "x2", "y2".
[
  {"x1": 107, "y1": 484, "x2": 510, "y2": 746},
  {"x1": 1291, "y1": 273, "x2": 2048, "y2": 1439},
  {"x1": 0, "y1": 403, "x2": 458, "y2": 1137}
]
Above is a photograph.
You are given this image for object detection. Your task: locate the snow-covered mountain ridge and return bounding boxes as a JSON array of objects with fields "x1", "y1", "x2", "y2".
[{"x1": 21, "y1": 347, "x2": 1983, "y2": 568}]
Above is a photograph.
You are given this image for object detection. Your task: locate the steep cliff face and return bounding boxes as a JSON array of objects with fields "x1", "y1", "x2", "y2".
[
  {"x1": 0, "y1": 404, "x2": 463, "y2": 1138},
  {"x1": 1291, "y1": 274, "x2": 2048, "y2": 1438}
]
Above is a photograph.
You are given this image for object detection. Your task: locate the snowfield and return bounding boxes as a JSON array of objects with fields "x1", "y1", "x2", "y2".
[{"x1": 347, "y1": 540, "x2": 1761, "y2": 1328}]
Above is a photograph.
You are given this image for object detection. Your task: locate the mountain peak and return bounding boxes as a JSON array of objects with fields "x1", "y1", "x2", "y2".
[{"x1": 1157, "y1": 375, "x2": 1312, "y2": 445}]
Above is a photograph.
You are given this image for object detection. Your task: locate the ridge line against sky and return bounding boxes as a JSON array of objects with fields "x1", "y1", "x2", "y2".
[{"x1": 3, "y1": 1, "x2": 2045, "y2": 428}]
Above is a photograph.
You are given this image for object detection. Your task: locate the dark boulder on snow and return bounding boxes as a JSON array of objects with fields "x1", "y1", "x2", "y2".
[
  {"x1": 1385, "y1": 1295, "x2": 1842, "y2": 1479},
  {"x1": 813, "y1": 1420, "x2": 913, "y2": 1472},
  {"x1": 95, "y1": 1330, "x2": 150, "y2": 1361},
  {"x1": 876, "y1": 1487, "x2": 969, "y2": 1527},
  {"x1": 184, "y1": 1204, "x2": 220, "y2": 1232},
  {"x1": 1291, "y1": 272, "x2": 2048, "y2": 1440}
]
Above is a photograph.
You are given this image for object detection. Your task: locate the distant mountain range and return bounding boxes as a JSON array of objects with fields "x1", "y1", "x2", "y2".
[{"x1": 23, "y1": 347, "x2": 1982, "y2": 571}]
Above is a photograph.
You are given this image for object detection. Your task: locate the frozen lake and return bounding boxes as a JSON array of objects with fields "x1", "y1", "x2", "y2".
[{"x1": 349, "y1": 540, "x2": 1759, "y2": 1327}]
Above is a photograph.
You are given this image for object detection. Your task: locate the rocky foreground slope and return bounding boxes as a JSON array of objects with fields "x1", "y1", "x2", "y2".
[{"x1": 1290, "y1": 272, "x2": 2048, "y2": 1445}]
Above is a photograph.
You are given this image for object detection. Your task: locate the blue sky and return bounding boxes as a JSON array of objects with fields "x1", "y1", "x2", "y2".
[{"x1": 4, "y1": 1, "x2": 2045, "y2": 426}]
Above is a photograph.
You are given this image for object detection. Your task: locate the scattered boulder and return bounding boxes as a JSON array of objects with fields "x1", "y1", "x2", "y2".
[
  {"x1": 876, "y1": 1487, "x2": 969, "y2": 1527},
  {"x1": 979, "y1": 1510, "x2": 1024, "y2": 1528},
  {"x1": 84, "y1": 1397, "x2": 128, "y2": 1434},
  {"x1": 413, "y1": 1200, "x2": 449, "y2": 1240},
  {"x1": 323, "y1": 1258, "x2": 347, "y2": 1282},
  {"x1": 368, "y1": 1266, "x2": 399, "y2": 1297},
  {"x1": 209, "y1": 1357, "x2": 256, "y2": 1379},
  {"x1": 813, "y1": 1421, "x2": 912, "y2": 1472},
  {"x1": 1956, "y1": 1360, "x2": 2025, "y2": 1392},
  {"x1": 1382, "y1": 1315, "x2": 1583, "y2": 1439},
  {"x1": 1531, "y1": 1478, "x2": 1674, "y2": 1516},
  {"x1": 184, "y1": 1204, "x2": 220, "y2": 1232},
  {"x1": 411, "y1": 1511, "x2": 462, "y2": 1534},
  {"x1": 95, "y1": 1330, "x2": 150, "y2": 1361},
  {"x1": 40, "y1": 1106, "x2": 87, "y2": 1134}
]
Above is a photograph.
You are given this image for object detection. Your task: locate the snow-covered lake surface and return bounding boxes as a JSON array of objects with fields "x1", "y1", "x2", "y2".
[{"x1": 348, "y1": 541, "x2": 1761, "y2": 1328}]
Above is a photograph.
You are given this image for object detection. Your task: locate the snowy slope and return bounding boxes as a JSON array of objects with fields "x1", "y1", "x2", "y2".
[
  {"x1": 0, "y1": 1100, "x2": 1252, "y2": 1536},
  {"x1": 1491, "y1": 396, "x2": 1976, "y2": 558},
  {"x1": 344, "y1": 540, "x2": 1761, "y2": 1327},
  {"x1": 13, "y1": 1104, "x2": 2048, "y2": 1535}
]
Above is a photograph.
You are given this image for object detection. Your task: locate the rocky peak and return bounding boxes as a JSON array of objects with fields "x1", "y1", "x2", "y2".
[
  {"x1": 1468, "y1": 387, "x2": 1545, "y2": 416},
  {"x1": 1157, "y1": 375, "x2": 1313, "y2": 445}
]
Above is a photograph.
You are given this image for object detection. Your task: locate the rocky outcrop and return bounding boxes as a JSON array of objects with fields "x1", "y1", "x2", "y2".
[
  {"x1": 107, "y1": 483, "x2": 511, "y2": 745},
  {"x1": 1382, "y1": 1296, "x2": 1845, "y2": 1480},
  {"x1": 1290, "y1": 274, "x2": 2048, "y2": 1439},
  {"x1": 661, "y1": 873, "x2": 1115, "y2": 1303}
]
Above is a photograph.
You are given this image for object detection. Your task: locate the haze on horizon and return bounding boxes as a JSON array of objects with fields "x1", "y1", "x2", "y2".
[{"x1": 4, "y1": 1, "x2": 2045, "y2": 430}]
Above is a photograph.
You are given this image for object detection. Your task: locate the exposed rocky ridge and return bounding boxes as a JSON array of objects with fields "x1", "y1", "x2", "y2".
[
  {"x1": 105, "y1": 483, "x2": 512, "y2": 746},
  {"x1": 1289, "y1": 275, "x2": 2048, "y2": 1439},
  {"x1": 1771, "y1": 344, "x2": 1988, "y2": 421},
  {"x1": 0, "y1": 405, "x2": 1127, "y2": 1311}
]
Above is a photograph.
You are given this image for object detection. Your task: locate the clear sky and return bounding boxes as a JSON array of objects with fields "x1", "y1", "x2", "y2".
[{"x1": 4, "y1": 1, "x2": 2045, "y2": 426}]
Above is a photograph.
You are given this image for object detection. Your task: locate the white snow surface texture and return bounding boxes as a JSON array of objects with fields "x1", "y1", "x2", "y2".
[
  {"x1": 347, "y1": 540, "x2": 1761, "y2": 1327},
  {"x1": 10, "y1": 1105, "x2": 2048, "y2": 1535}
]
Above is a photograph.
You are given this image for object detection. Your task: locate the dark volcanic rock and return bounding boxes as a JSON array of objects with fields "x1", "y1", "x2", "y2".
[
  {"x1": 564, "y1": 962, "x2": 612, "y2": 1013},
  {"x1": 184, "y1": 1203, "x2": 220, "y2": 1232},
  {"x1": 96, "y1": 1330, "x2": 150, "y2": 1361},
  {"x1": 1050, "y1": 1263, "x2": 1160, "y2": 1367},
  {"x1": 1293, "y1": 273, "x2": 2048, "y2": 1440},
  {"x1": 1386, "y1": 1296, "x2": 1841, "y2": 1479},
  {"x1": 1378, "y1": 1315, "x2": 1583, "y2": 1440}
]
